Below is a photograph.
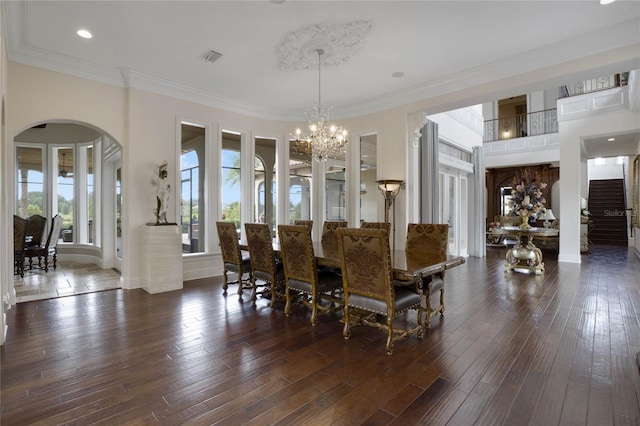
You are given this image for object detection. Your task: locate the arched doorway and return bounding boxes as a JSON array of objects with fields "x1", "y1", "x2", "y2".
[{"x1": 13, "y1": 121, "x2": 123, "y2": 302}]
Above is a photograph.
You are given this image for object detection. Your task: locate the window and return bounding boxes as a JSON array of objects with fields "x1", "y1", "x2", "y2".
[
  {"x1": 181, "y1": 123, "x2": 206, "y2": 254},
  {"x1": 289, "y1": 140, "x2": 312, "y2": 223},
  {"x1": 57, "y1": 147, "x2": 75, "y2": 241},
  {"x1": 325, "y1": 165, "x2": 345, "y2": 220},
  {"x1": 221, "y1": 131, "x2": 242, "y2": 229},
  {"x1": 16, "y1": 146, "x2": 44, "y2": 217},
  {"x1": 500, "y1": 186, "x2": 513, "y2": 216}
]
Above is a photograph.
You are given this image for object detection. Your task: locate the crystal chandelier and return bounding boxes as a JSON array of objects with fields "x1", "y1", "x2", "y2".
[{"x1": 294, "y1": 49, "x2": 348, "y2": 162}]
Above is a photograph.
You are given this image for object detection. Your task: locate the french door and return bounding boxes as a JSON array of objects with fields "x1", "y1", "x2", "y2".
[{"x1": 439, "y1": 167, "x2": 468, "y2": 257}]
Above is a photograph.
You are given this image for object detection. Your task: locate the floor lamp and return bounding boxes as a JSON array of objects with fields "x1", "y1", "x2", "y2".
[{"x1": 377, "y1": 179, "x2": 405, "y2": 257}]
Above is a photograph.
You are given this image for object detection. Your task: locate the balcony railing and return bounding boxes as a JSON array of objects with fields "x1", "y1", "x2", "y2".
[
  {"x1": 483, "y1": 108, "x2": 558, "y2": 143},
  {"x1": 559, "y1": 72, "x2": 628, "y2": 98}
]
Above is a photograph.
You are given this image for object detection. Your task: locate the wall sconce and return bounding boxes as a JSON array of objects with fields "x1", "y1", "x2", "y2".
[
  {"x1": 377, "y1": 179, "x2": 405, "y2": 256},
  {"x1": 503, "y1": 130, "x2": 511, "y2": 139}
]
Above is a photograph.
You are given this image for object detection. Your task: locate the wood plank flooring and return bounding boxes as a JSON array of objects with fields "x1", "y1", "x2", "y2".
[{"x1": 2, "y1": 245, "x2": 639, "y2": 425}]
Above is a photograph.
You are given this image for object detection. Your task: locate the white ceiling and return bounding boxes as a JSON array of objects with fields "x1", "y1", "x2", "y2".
[{"x1": 3, "y1": 0, "x2": 640, "y2": 123}]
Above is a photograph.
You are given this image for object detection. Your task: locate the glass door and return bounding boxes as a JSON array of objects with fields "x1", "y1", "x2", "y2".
[{"x1": 439, "y1": 167, "x2": 468, "y2": 256}]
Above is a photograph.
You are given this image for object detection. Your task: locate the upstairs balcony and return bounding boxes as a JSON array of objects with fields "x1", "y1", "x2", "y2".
[
  {"x1": 483, "y1": 108, "x2": 558, "y2": 143},
  {"x1": 483, "y1": 71, "x2": 632, "y2": 169}
]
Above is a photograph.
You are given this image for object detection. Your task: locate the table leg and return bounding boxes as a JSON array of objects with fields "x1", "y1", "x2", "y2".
[{"x1": 504, "y1": 234, "x2": 545, "y2": 274}]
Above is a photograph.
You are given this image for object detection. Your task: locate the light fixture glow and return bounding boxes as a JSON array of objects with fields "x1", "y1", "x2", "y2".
[
  {"x1": 292, "y1": 49, "x2": 348, "y2": 162},
  {"x1": 600, "y1": 0, "x2": 616, "y2": 4},
  {"x1": 608, "y1": 138, "x2": 615, "y2": 141},
  {"x1": 77, "y1": 29, "x2": 93, "y2": 39}
]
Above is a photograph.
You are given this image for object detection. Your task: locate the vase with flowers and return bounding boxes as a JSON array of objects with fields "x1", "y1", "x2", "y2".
[{"x1": 508, "y1": 169, "x2": 547, "y2": 229}]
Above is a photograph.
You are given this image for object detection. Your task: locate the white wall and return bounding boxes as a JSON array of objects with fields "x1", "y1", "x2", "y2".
[{"x1": 587, "y1": 157, "x2": 626, "y2": 181}]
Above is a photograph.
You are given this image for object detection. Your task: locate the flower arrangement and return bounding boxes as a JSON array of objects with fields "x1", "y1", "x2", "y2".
[{"x1": 508, "y1": 170, "x2": 547, "y2": 221}]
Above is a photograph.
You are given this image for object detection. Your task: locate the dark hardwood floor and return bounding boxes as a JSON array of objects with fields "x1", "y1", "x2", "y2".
[{"x1": 2, "y1": 245, "x2": 640, "y2": 425}]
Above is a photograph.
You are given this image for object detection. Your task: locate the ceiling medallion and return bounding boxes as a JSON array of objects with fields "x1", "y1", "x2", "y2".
[{"x1": 278, "y1": 20, "x2": 372, "y2": 71}]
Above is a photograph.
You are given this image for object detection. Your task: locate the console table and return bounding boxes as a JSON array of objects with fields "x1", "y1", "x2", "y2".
[{"x1": 491, "y1": 226, "x2": 559, "y2": 274}]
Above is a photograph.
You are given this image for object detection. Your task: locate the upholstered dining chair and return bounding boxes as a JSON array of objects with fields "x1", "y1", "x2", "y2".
[
  {"x1": 320, "y1": 220, "x2": 348, "y2": 247},
  {"x1": 25, "y1": 214, "x2": 63, "y2": 272},
  {"x1": 319, "y1": 221, "x2": 348, "y2": 273},
  {"x1": 216, "y1": 221, "x2": 252, "y2": 297},
  {"x1": 244, "y1": 223, "x2": 285, "y2": 306},
  {"x1": 25, "y1": 214, "x2": 47, "y2": 250},
  {"x1": 14, "y1": 215, "x2": 28, "y2": 278},
  {"x1": 361, "y1": 221, "x2": 391, "y2": 233},
  {"x1": 337, "y1": 227, "x2": 423, "y2": 355},
  {"x1": 293, "y1": 220, "x2": 313, "y2": 234},
  {"x1": 278, "y1": 225, "x2": 343, "y2": 326},
  {"x1": 405, "y1": 223, "x2": 449, "y2": 328}
]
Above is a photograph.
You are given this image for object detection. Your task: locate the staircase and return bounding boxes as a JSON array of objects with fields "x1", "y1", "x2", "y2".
[{"x1": 588, "y1": 179, "x2": 628, "y2": 246}]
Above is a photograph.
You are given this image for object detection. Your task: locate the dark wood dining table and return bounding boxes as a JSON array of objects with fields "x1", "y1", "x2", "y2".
[{"x1": 239, "y1": 239, "x2": 465, "y2": 282}]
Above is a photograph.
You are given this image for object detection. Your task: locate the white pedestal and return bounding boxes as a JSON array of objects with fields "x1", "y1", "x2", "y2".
[{"x1": 142, "y1": 224, "x2": 183, "y2": 294}]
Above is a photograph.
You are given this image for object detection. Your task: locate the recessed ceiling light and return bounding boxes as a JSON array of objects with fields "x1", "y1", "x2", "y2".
[
  {"x1": 77, "y1": 29, "x2": 93, "y2": 39},
  {"x1": 392, "y1": 72, "x2": 405, "y2": 78},
  {"x1": 600, "y1": 0, "x2": 616, "y2": 4},
  {"x1": 608, "y1": 138, "x2": 615, "y2": 141}
]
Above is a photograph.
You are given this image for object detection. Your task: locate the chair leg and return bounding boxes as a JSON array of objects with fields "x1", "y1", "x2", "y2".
[
  {"x1": 343, "y1": 306, "x2": 351, "y2": 339},
  {"x1": 222, "y1": 270, "x2": 229, "y2": 293},
  {"x1": 284, "y1": 286, "x2": 292, "y2": 316},
  {"x1": 310, "y1": 293, "x2": 318, "y2": 326},
  {"x1": 386, "y1": 317, "x2": 394, "y2": 355},
  {"x1": 425, "y1": 288, "x2": 433, "y2": 328}
]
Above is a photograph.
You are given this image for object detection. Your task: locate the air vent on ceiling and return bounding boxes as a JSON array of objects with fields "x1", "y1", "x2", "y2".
[{"x1": 201, "y1": 49, "x2": 223, "y2": 64}]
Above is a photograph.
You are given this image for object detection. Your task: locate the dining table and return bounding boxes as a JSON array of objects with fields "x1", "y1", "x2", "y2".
[{"x1": 239, "y1": 239, "x2": 466, "y2": 283}]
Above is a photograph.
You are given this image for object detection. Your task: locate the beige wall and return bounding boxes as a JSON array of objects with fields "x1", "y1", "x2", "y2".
[{"x1": 4, "y1": 41, "x2": 639, "y2": 293}]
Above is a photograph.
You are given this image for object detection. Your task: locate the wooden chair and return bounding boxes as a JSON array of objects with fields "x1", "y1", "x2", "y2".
[
  {"x1": 405, "y1": 223, "x2": 449, "y2": 328},
  {"x1": 320, "y1": 221, "x2": 348, "y2": 247},
  {"x1": 278, "y1": 225, "x2": 343, "y2": 326},
  {"x1": 25, "y1": 214, "x2": 63, "y2": 272},
  {"x1": 216, "y1": 221, "x2": 252, "y2": 297},
  {"x1": 13, "y1": 215, "x2": 28, "y2": 278},
  {"x1": 337, "y1": 228, "x2": 423, "y2": 355},
  {"x1": 25, "y1": 214, "x2": 47, "y2": 250},
  {"x1": 244, "y1": 223, "x2": 285, "y2": 306},
  {"x1": 361, "y1": 221, "x2": 391, "y2": 233},
  {"x1": 319, "y1": 220, "x2": 347, "y2": 273},
  {"x1": 293, "y1": 220, "x2": 313, "y2": 233}
]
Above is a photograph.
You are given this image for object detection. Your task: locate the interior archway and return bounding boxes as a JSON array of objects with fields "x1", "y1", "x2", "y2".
[{"x1": 13, "y1": 121, "x2": 123, "y2": 302}]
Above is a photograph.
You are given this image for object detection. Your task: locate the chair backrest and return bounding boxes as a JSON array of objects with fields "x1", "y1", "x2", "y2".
[
  {"x1": 337, "y1": 228, "x2": 393, "y2": 304},
  {"x1": 46, "y1": 215, "x2": 64, "y2": 250},
  {"x1": 216, "y1": 221, "x2": 243, "y2": 267},
  {"x1": 278, "y1": 224, "x2": 316, "y2": 284},
  {"x1": 320, "y1": 220, "x2": 348, "y2": 246},
  {"x1": 26, "y1": 214, "x2": 47, "y2": 247},
  {"x1": 361, "y1": 221, "x2": 391, "y2": 234},
  {"x1": 293, "y1": 220, "x2": 313, "y2": 233},
  {"x1": 14, "y1": 215, "x2": 28, "y2": 252},
  {"x1": 405, "y1": 223, "x2": 448, "y2": 261},
  {"x1": 244, "y1": 223, "x2": 278, "y2": 276}
]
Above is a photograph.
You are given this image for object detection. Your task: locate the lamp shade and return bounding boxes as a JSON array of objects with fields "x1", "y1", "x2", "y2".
[
  {"x1": 544, "y1": 209, "x2": 556, "y2": 220},
  {"x1": 377, "y1": 179, "x2": 404, "y2": 193}
]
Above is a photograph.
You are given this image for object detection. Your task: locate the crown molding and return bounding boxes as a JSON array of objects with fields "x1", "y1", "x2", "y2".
[{"x1": 4, "y1": 0, "x2": 638, "y2": 122}]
